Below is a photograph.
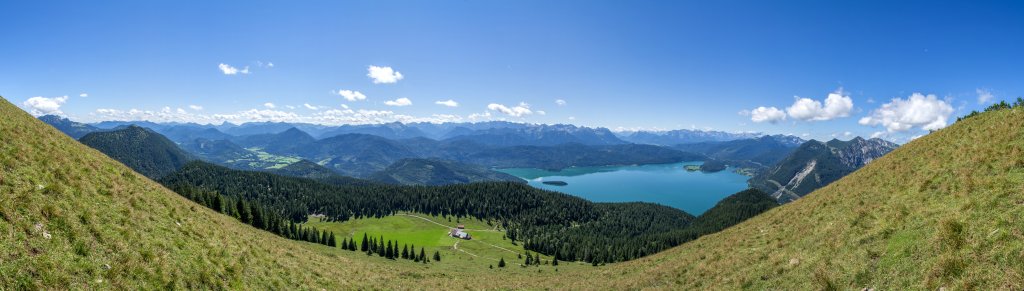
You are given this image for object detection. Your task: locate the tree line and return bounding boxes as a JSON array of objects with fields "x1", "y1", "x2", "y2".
[
  {"x1": 174, "y1": 184, "x2": 336, "y2": 248},
  {"x1": 161, "y1": 161, "x2": 774, "y2": 264}
]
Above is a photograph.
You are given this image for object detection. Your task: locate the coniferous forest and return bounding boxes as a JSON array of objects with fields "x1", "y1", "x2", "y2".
[{"x1": 160, "y1": 161, "x2": 774, "y2": 264}]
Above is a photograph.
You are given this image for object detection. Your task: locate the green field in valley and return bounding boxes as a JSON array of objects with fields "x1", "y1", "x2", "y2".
[{"x1": 302, "y1": 212, "x2": 566, "y2": 269}]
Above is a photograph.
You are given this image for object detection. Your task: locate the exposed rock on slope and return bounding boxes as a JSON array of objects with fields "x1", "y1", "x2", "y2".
[{"x1": 749, "y1": 137, "x2": 898, "y2": 202}]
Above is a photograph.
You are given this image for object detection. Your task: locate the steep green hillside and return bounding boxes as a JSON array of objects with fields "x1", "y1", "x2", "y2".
[
  {"x1": 367, "y1": 158, "x2": 525, "y2": 185},
  {"x1": 78, "y1": 126, "x2": 193, "y2": 179},
  {"x1": 547, "y1": 104, "x2": 1024, "y2": 289}
]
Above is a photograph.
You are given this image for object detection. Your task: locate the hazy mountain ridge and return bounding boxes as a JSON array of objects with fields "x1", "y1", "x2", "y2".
[
  {"x1": 618, "y1": 129, "x2": 762, "y2": 145},
  {"x1": 37, "y1": 115, "x2": 102, "y2": 139}
]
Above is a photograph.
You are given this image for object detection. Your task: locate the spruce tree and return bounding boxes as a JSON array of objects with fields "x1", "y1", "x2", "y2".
[
  {"x1": 385, "y1": 240, "x2": 393, "y2": 259},
  {"x1": 433, "y1": 251, "x2": 441, "y2": 262},
  {"x1": 552, "y1": 256, "x2": 559, "y2": 266},
  {"x1": 402, "y1": 244, "x2": 409, "y2": 259},
  {"x1": 419, "y1": 248, "x2": 426, "y2": 262},
  {"x1": 498, "y1": 258, "x2": 506, "y2": 268},
  {"x1": 360, "y1": 234, "x2": 369, "y2": 252},
  {"x1": 328, "y1": 232, "x2": 337, "y2": 247},
  {"x1": 236, "y1": 199, "x2": 252, "y2": 224}
]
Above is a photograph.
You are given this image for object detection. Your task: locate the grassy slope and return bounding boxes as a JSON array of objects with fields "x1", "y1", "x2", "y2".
[
  {"x1": 547, "y1": 106, "x2": 1024, "y2": 289},
  {"x1": 5, "y1": 93, "x2": 1024, "y2": 289}
]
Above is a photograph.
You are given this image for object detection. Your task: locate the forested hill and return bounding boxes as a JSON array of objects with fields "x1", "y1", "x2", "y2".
[
  {"x1": 159, "y1": 161, "x2": 698, "y2": 263},
  {"x1": 79, "y1": 125, "x2": 193, "y2": 179},
  {"x1": 367, "y1": 158, "x2": 525, "y2": 186}
]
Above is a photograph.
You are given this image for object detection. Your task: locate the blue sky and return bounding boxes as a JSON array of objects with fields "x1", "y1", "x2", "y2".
[{"x1": 2, "y1": 1, "x2": 1023, "y2": 142}]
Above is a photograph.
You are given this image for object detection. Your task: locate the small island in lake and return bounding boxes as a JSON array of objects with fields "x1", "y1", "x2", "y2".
[
  {"x1": 542, "y1": 180, "x2": 568, "y2": 186},
  {"x1": 683, "y1": 165, "x2": 701, "y2": 172}
]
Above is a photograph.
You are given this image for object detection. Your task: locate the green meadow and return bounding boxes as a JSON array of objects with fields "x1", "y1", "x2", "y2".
[{"x1": 302, "y1": 212, "x2": 559, "y2": 268}]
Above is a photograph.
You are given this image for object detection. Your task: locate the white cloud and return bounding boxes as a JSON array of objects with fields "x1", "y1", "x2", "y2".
[
  {"x1": 748, "y1": 106, "x2": 786, "y2": 123},
  {"x1": 341, "y1": 104, "x2": 349, "y2": 109},
  {"x1": 859, "y1": 93, "x2": 953, "y2": 132},
  {"x1": 367, "y1": 65, "x2": 403, "y2": 84},
  {"x1": 22, "y1": 96, "x2": 69, "y2": 116},
  {"x1": 435, "y1": 99, "x2": 459, "y2": 107},
  {"x1": 977, "y1": 88, "x2": 994, "y2": 104},
  {"x1": 785, "y1": 90, "x2": 854, "y2": 121},
  {"x1": 487, "y1": 102, "x2": 533, "y2": 117},
  {"x1": 263, "y1": 102, "x2": 276, "y2": 109},
  {"x1": 536, "y1": 110, "x2": 546, "y2": 115},
  {"x1": 285, "y1": 105, "x2": 296, "y2": 110},
  {"x1": 218, "y1": 63, "x2": 250, "y2": 75},
  {"x1": 188, "y1": 105, "x2": 203, "y2": 111},
  {"x1": 384, "y1": 97, "x2": 412, "y2": 106},
  {"x1": 176, "y1": 108, "x2": 187, "y2": 114},
  {"x1": 338, "y1": 90, "x2": 367, "y2": 101},
  {"x1": 568, "y1": 116, "x2": 576, "y2": 120},
  {"x1": 79, "y1": 93, "x2": 88, "y2": 98},
  {"x1": 304, "y1": 103, "x2": 320, "y2": 110},
  {"x1": 468, "y1": 111, "x2": 492, "y2": 121},
  {"x1": 555, "y1": 99, "x2": 567, "y2": 106}
]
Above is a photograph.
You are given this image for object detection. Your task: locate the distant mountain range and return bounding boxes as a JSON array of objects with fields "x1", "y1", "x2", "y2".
[
  {"x1": 50, "y1": 115, "x2": 764, "y2": 147},
  {"x1": 39, "y1": 115, "x2": 892, "y2": 197},
  {"x1": 617, "y1": 129, "x2": 762, "y2": 145},
  {"x1": 749, "y1": 137, "x2": 898, "y2": 202}
]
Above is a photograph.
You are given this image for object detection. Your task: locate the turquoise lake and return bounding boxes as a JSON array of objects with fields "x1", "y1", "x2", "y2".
[{"x1": 497, "y1": 162, "x2": 751, "y2": 215}]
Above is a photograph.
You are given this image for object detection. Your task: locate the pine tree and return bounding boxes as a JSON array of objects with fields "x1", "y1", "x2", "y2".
[
  {"x1": 402, "y1": 244, "x2": 409, "y2": 259},
  {"x1": 525, "y1": 252, "x2": 533, "y2": 265},
  {"x1": 385, "y1": 240, "x2": 393, "y2": 259},
  {"x1": 498, "y1": 258, "x2": 506, "y2": 268},
  {"x1": 433, "y1": 251, "x2": 441, "y2": 262},
  {"x1": 236, "y1": 199, "x2": 252, "y2": 224},
  {"x1": 552, "y1": 256, "x2": 559, "y2": 266},
  {"x1": 419, "y1": 248, "x2": 426, "y2": 262},
  {"x1": 361, "y1": 234, "x2": 369, "y2": 252},
  {"x1": 328, "y1": 232, "x2": 337, "y2": 247}
]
